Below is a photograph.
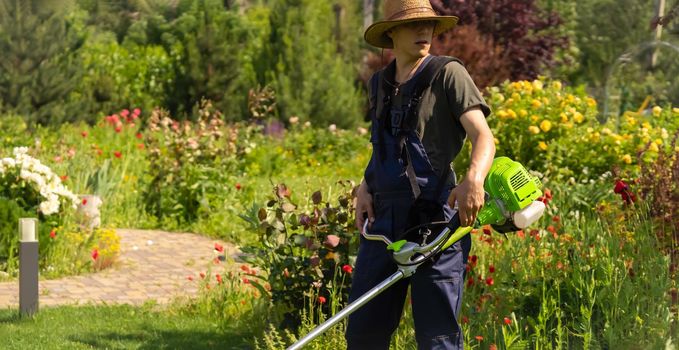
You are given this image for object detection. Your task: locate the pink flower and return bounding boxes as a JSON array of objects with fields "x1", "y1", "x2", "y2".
[
  {"x1": 323, "y1": 235, "x2": 340, "y2": 248},
  {"x1": 121, "y1": 109, "x2": 130, "y2": 117},
  {"x1": 91, "y1": 248, "x2": 99, "y2": 260},
  {"x1": 133, "y1": 108, "x2": 141, "y2": 116}
]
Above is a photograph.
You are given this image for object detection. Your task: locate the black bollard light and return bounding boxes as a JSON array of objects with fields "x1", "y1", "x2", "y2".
[{"x1": 19, "y1": 218, "x2": 39, "y2": 316}]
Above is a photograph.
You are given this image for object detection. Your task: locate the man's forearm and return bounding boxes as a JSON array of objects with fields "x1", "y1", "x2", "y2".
[{"x1": 465, "y1": 131, "x2": 496, "y2": 184}]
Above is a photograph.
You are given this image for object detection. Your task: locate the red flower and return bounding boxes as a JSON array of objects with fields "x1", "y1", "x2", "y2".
[
  {"x1": 466, "y1": 278, "x2": 474, "y2": 287},
  {"x1": 504, "y1": 317, "x2": 511, "y2": 325},
  {"x1": 475, "y1": 335, "x2": 483, "y2": 341},
  {"x1": 115, "y1": 125, "x2": 123, "y2": 133},
  {"x1": 216, "y1": 274, "x2": 223, "y2": 284},
  {"x1": 482, "y1": 226, "x2": 492, "y2": 235},
  {"x1": 516, "y1": 230, "x2": 525, "y2": 238},
  {"x1": 242, "y1": 277, "x2": 250, "y2": 284},
  {"x1": 136, "y1": 132, "x2": 143, "y2": 139},
  {"x1": 213, "y1": 257, "x2": 220, "y2": 265},
  {"x1": 82, "y1": 198, "x2": 88, "y2": 206},
  {"x1": 91, "y1": 248, "x2": 99, "y2": 260},
  {"x1": 489, "y1": 344, "x2": 498, "y2": 350},
  {"x1": 489, "y1": 265, "x2": 495, "y2": 273},
  {"x1": 187, "y1": 275, "x2": 194, "y2": 281},
  {"x1": 114, "y1": 151, "x2": 122, "y2": 158},
  {"x1": 214, "y1": 242, "x2": 224, "y2": 253},
  {"x1": 240, "y1": 264, "x2": 250, "y2": 273},
  {"x1": 81, "y1": 131, "x2": 88, "y2": 138},
  {"x1": 614, "y1": 180, "x2": 628, "y2": 194},
  {"x1": 485, "y1": 277, "x2": 494, "y2": 286},
  {"x1": 470, "y1": 255, "x2": 478, "y2": 263},
  {"x1": 462, "y1": 315, "x2": 469, "y2": 324},
  {"x1": 137, "y1": 143, "x2": 145, "y2": 150},
  {"x1": 133, "y1": 108, "x2": 141, "y2": 116},
  {"x1": 318, "y1": 296, "x2": 327, "y2": 304},
  {"x1": 60, "y1": 175, "x2": 68, "y2": 182},
  {"x1": 49, "y1": 229, "x2": 56, "y2": 239},
  {"x1": 547, "y1": 225, "x2": 556, "y2": 234},
  {"x1": 121, "y1": 109, "x2": 130, "y2": 117},
  {"x1": 235, "y1": 183, "x2": 242, "y2": 190},
  {"x1": 96, "y1": 149, "x2": 103, "y2": 156},
  {"x1": 199, "y1": 272, "x2": 206, "y2": 279},
  {"x1": 342, "y1": 264, "x2": 353, "y2": 274},
  {"x1": 552, "y1": 215, "x2": 560, "y2": 223}
]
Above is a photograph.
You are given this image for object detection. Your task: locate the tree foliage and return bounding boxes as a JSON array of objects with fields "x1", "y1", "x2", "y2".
[
  {"x1": 430, "y1": 0, "x2": 568, "y2": 84},
  {"x1": 0, "y1": 0, "x2": 86, "y2": 125}
]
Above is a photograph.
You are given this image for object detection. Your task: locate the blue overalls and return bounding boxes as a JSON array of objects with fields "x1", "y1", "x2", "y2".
[{"x1": 345, "y1": 57, "x2": 472, "y2": 349}]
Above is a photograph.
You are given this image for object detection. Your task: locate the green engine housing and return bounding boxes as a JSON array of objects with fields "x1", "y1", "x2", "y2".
[{"x1": 476, "y1": 157, "x2": 543, "y2": 226}]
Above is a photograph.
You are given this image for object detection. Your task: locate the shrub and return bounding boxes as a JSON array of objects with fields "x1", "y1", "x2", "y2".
[
  {"x1": 240, "y1": 182, "x2": 359, "y2": 329},
  {"x1": 142, "y1": 101, "x2": 243, "y2": 226}
]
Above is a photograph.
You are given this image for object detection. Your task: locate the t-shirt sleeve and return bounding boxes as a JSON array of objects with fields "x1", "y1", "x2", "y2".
[{"x1": 441, "y1": 61, "x2": 491, "y2": 120}]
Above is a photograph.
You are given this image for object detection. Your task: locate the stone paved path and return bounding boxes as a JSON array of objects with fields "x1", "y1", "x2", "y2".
[{"x1": 0, "y1": 229, "x2": 239, "y2": 308}]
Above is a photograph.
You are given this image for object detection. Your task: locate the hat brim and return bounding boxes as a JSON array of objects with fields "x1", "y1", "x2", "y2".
[{"x1": 364, "y1": 16, "x2": 458, "y2": 49}]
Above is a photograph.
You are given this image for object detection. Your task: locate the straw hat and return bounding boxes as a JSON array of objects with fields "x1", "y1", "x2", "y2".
[{"x1": 364, "y1": 0, "x2": 458, "y2": 49}]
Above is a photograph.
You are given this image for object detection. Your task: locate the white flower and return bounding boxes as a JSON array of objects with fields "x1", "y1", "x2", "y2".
[{"x1": 328, "y1": 124, "x2": 337, "y2": 132}]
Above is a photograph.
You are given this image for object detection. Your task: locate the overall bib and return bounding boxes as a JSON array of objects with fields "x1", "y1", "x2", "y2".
[{"x1": 345, "y1": 56, "x2": 472, "y2": 350}]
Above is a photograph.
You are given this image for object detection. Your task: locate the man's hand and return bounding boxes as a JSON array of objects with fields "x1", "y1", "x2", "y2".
[
  {"x1": 447, "y1": 175, "x2": 485, "y2": 227},
  {"x1": 355, "y1": 181, "x2": 375, "y2": 231}
]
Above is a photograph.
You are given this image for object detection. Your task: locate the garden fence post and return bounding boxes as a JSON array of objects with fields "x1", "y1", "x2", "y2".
[{"x1": 18, "y1": 218, "x2": 39, "y2": 316}]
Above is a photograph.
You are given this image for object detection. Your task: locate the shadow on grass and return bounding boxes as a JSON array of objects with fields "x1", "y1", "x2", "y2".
[
  {"x1": 0, "y1": 308, "x2": 26, "y2": 323},
  {"x1": 69, "y1": 326, "x2": 253, "y2": 350}
]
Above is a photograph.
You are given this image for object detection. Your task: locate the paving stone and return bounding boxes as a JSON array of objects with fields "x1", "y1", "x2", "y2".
[{"x1": 0, "y1": 229, "x2": 239, "y2": 307}]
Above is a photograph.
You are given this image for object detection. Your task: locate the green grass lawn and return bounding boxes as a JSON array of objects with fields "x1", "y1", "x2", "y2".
[{"x1": 0, "y1": 303, "x2": 255, "y2": 350}]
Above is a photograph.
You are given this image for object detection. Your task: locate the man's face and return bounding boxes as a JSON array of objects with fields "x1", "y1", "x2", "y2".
[{"x1": 388, "y1": 20, "x2": 436, "y2": 57}]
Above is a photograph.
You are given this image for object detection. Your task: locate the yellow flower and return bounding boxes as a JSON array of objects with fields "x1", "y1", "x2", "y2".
[
  {"x1": 496, "y1": 110, "x2": 508, "y2": 119},
  {"x1": 563, "y1": 122, "x2": 573, "y2": 129},
  {"x1": 531, "y1": 115, "x2": 540, "y2": 122},
  {"x1": 566, "y1": 94, "x2": 575, "y2": 103},
  {"x1": 586, "y1": 97, "x2": 597, "y2": 108},
  {"x1": 648, "y1": 142, "x2": 659, "y2": 152},
  {"x1": 621, "y1": 154, "x2": 632, "y2": 164},
  {"x1": 538, "y1": 141, "x2": 548, "y2": 151},
  {"x1": 652, "y1": 106, "x2": 662, "y2": 117},
  {"x1": 539, "y1": 120, "x2": 552, "y2": 132},
  {"x1": 531, "y1": 99, "x2": 542, "y2": 109},
  {"x1": 495, "y1": 93, "x2": 505, "y2": 103},
  {"x1": 507, "y1": 109, "x2": 517, "y2": 119},
  {"x1": 551, "y1": 81, "x2": 562, "y2": 91},
  {"x1": 532, "y1": 80, "x2": 544, "y2": 91},
  {"x1": 528, "y1": 126, "x2": 540, "y2": 134},
  {"x1": 493, "y1": 137, "x2": 500, "y2": 145},
  {"x1": 512, "y1": 92, "x2": 521, "y2": 100},
  {"x1": 573, "y1": 112, "x2": 584, "y2": 123},
  {"x1": 560, "y1": 113, "x2": 568, "y2": 123},
  {"x1": 519, "y1": 109, "x2": 528, "y2": 117},
  {"x1": 673, "y1": 107, "x2": 679, "y2": 115},
  {"x1": 654, "y1": 138, "x2": 663, "y2": 145}
]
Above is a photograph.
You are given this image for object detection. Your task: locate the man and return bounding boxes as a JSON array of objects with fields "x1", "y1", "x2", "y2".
[{"x1": 348, "y1": 0, "x2": 496, "y2": 348}]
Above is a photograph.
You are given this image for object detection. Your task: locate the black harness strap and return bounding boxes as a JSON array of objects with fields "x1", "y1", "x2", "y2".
[{"x1": 369, "y1": 55, "x2": 464, "y2": 200}]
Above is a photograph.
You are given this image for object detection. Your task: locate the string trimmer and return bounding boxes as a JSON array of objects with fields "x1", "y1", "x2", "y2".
[{"x1": 288, "y1": 157, "x2": 545, "y2": 350}]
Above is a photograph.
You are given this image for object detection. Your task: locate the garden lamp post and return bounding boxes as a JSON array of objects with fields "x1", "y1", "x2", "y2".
[{"x1": 19, "y1": 218, "x2": 39, "y2": 316}]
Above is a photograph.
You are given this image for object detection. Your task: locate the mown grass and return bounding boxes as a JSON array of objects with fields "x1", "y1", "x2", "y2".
[{"x1": 0, "y1": 303, "x2": 256, "y2": 350}]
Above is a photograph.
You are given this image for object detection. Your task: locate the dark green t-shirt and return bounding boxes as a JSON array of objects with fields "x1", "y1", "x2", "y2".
[{"x1": 388, "y1": 58, "x2": 491, "y2": 180}]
